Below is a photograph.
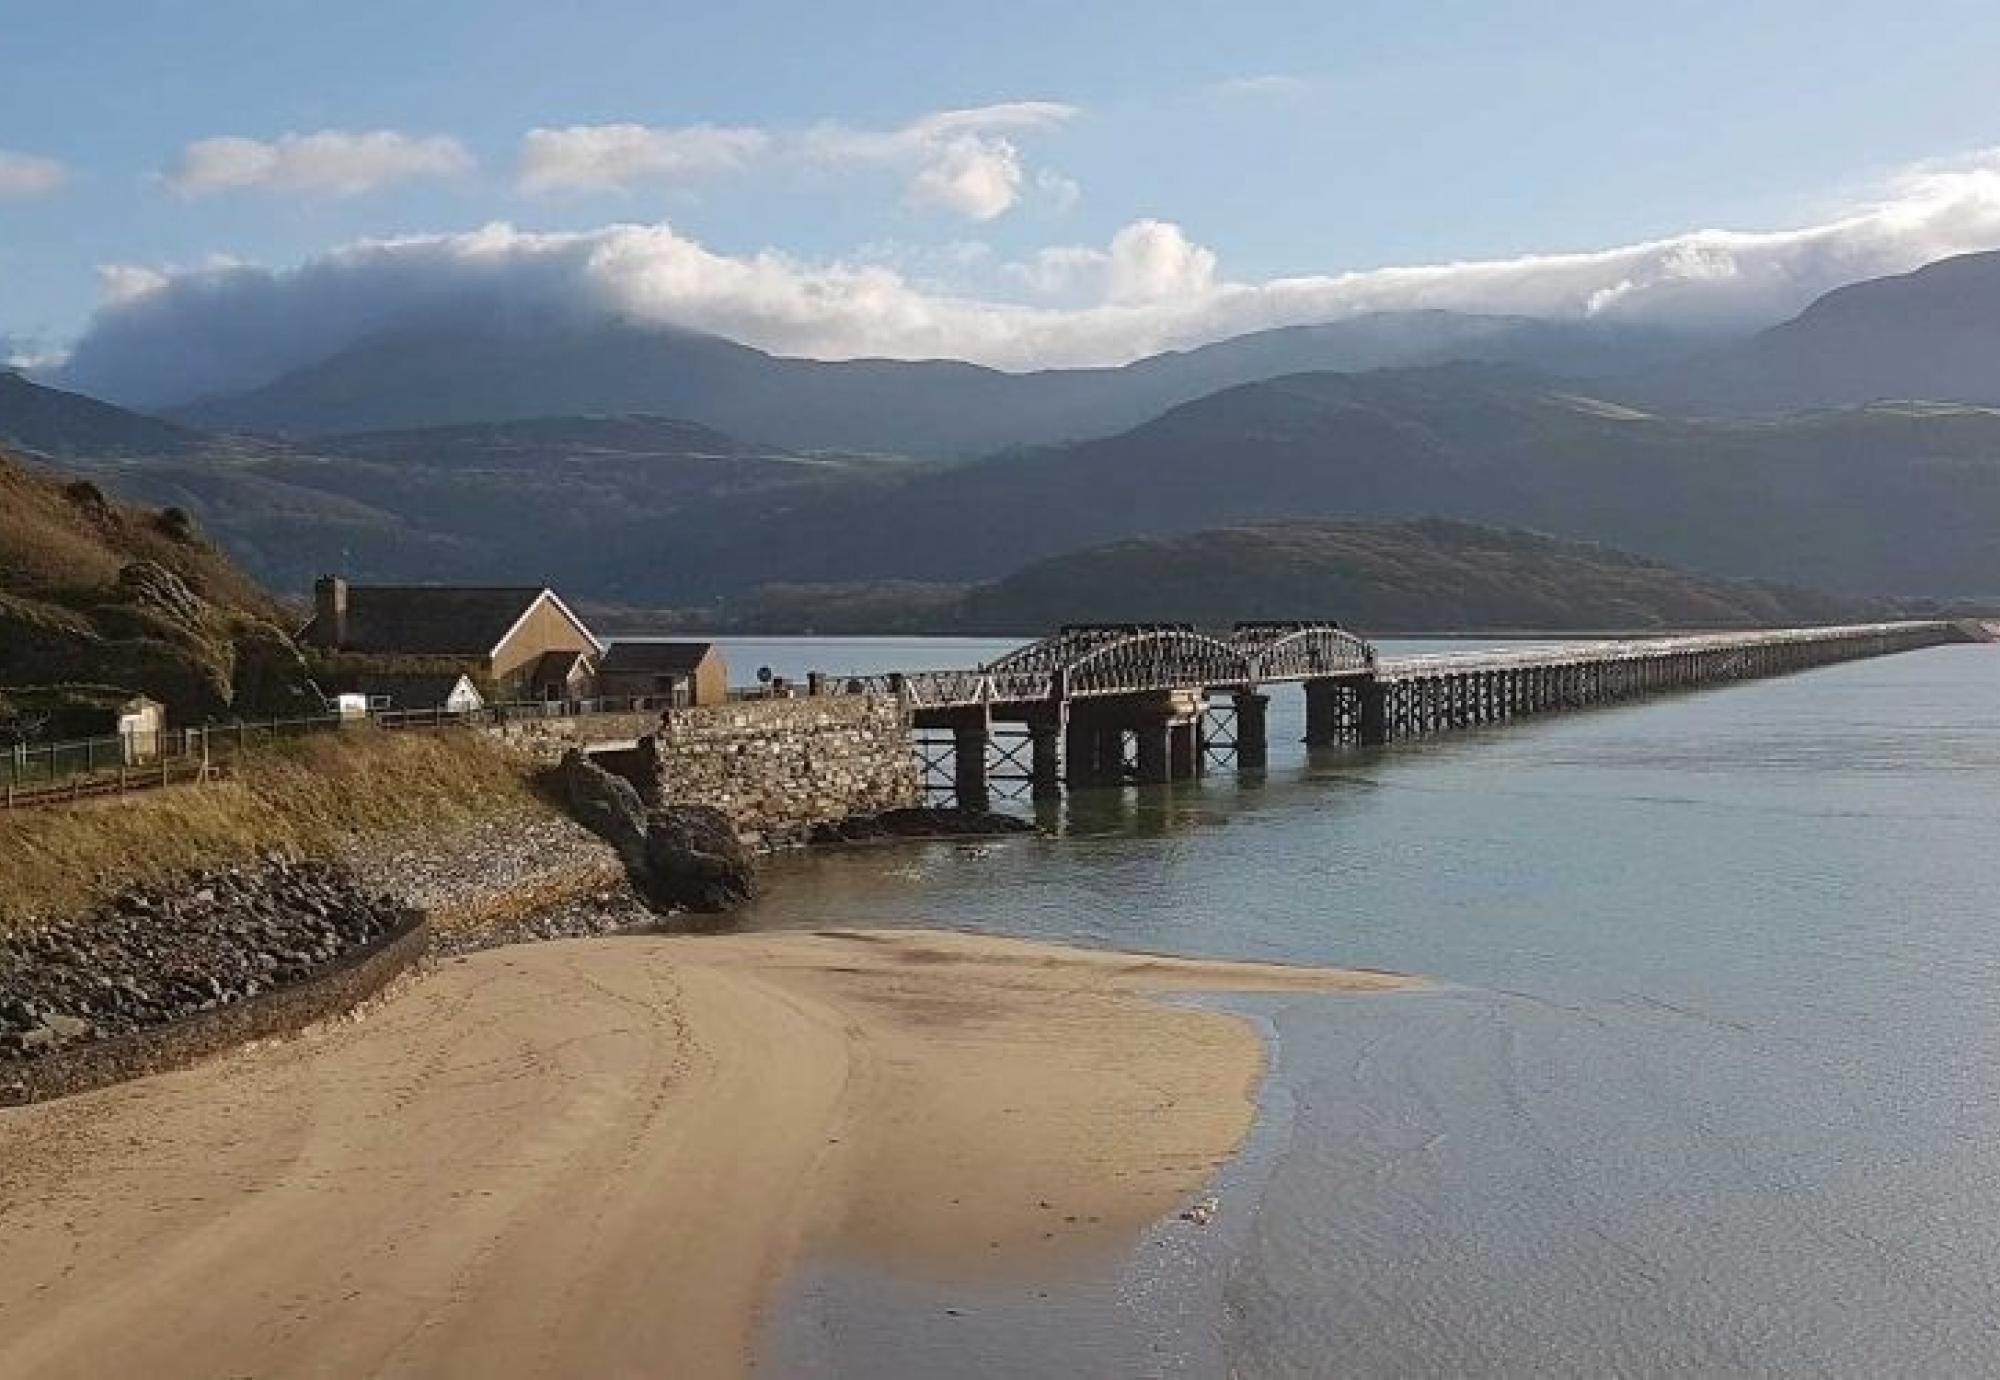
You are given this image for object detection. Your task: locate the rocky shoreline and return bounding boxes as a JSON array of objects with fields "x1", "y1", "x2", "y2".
[{"x1": 0, "y1": 859, "x2": 408, "y2": 1075}]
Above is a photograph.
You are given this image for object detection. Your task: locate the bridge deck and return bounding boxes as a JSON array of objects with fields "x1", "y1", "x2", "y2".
[{"x1": 1371, "y1": 622, "x2": 1952, "y2": 682}]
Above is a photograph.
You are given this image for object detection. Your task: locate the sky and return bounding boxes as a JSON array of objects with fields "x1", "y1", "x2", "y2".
[{"x1": 8, "y1": 0, "x2": 2000, "y2": 402}]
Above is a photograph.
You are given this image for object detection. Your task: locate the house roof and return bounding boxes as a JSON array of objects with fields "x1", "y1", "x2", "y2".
[
  {"x1": 600, "y1": 641, "x2": 720, "y2": 675},
  {"x1": 526, "y1": 648, "x2": 594, "y2": 685},
  {"x1": 305, "y1": 586, "x2": 598, "y2": 657},
  {"x1": 325, "y1": 671, "x2": 479, "y2": 709}
]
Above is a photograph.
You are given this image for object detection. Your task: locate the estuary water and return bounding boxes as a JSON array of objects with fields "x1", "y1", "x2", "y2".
[{"x1": 716, "y1": 636, "x2": 2000, "y2": 1377}]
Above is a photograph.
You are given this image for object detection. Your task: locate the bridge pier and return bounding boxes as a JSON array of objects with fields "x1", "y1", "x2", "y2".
[
  {"x1": 1358, "y1": 679, "x2": 1389, "y2": 746},
  {"x1": 1303, "y1": 678, "x2": 1340, "y2": 746},
  {"x1": 1233, "y1": 691, "x2": 1270, "y2": 768},
  {"x1": 949, "y1": 708, "x2": 990, "y2": 810},
  {"x1": 1170, "y1": 720, "x2": 1198, "y2": 780},
  {"x1": 1029, "y1": 716, "x2": 1062, "y2": 799},
  {"x1": 1135, "y1": 719, "x2": 1172, "y2": 784}
]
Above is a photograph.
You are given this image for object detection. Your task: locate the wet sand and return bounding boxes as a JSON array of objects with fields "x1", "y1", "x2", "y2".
[{"x1": 0, "y1": 929, "x2": 1408, "y2": 1379}]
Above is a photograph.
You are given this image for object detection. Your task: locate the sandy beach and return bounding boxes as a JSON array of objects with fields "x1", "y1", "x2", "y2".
[{"x1": 0, "y1": 928, "x2": 1408, "y2": 1379}]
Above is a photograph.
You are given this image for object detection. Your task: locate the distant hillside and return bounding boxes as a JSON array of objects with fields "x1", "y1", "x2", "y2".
[
  {"x1": 0, "y1": 448, "x2": 315, "y2": 731},
  {"x1": 616, "y1": 519, "x2": 1877, "y2": 635},
  {"x1": 1632, "y1": 250, "x2": 2000, "y2": 413},
  {"x1": 0, "y1": 374, "x2": 922, "y2": 596},
  {"x1": 0, "y1": 371, "x2": 212, "y2": 459},
  {"x1": 579, "y1": 365, "x2": 2000, "y2": 600},
  {"x1": 158, "y1": 309, "x2": 1688, "y2": 456},
  {"x1": 959, "y1": 519, "x2": 1875, "y2": 631}
]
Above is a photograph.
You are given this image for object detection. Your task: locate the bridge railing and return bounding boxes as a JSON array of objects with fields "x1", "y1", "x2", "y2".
[{"x1": 1373, "y1": 621, "x2": 1965, "y2": 680}]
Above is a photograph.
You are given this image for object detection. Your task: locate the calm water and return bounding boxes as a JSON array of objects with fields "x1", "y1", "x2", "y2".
[{"x1": 737, "y1": 637, "x2": 2000, "y2": 1377}]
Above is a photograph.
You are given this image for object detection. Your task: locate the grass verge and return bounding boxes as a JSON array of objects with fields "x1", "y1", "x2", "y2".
[{"x1": 0, "y1": 727, "x2": 553, "y2": 932}]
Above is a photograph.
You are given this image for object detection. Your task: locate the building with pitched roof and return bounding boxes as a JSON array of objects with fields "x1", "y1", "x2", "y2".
[
  {"x1": 595, "y1": 640, "x2": 728, "y2": 707},
  {"x1": 302, "y1": 577, "x2": 602, "y2": 703}
]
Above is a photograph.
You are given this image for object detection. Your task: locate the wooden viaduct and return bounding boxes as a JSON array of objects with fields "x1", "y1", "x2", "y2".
[{"x1": 812, "y1": 620, "x2": 1984, "y2": 808}]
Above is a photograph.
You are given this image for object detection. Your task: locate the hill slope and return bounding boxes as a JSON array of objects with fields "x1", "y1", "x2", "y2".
[
  {"x1": 647, "y1": 518, "x2": 1877, "y2": 634},
  {"x1": 0, "y1": 448, "x2": 314, "y2": 730},
  {"x1": 0, "y1": 371, "x2": 213, "y2": 459},
  {"x1": 1634, "y1": 250, "x2": 2000, "y2": 413},
  {"x1": 0, "y1": 373, "x2": 915, "y2": 597},
  {"x1": 959, "y1": 519, "x2": 1875, "y2": 631},
  {"x1": 587, "y1": 366, "x2": 2000, "y2": 600}
]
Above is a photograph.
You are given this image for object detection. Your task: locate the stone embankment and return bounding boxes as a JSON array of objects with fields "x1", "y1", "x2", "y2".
[{"x1": 0, "y1": 859, "x2": 416, "y2": 1104}]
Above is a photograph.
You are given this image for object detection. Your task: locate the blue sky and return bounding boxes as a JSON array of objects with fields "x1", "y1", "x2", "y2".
[{"x1": 10, "y1": 0, "x2": 2000, "y2": 396}]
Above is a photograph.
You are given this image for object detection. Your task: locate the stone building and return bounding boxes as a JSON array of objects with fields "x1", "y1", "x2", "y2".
[{"x1": 302, "y1": 577, "x2": 602, "y2": 703}]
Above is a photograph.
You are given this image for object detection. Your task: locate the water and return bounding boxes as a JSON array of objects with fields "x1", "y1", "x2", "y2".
[{"x1": 739, "y1": 637, "x2": 2000, "y2": 1376}]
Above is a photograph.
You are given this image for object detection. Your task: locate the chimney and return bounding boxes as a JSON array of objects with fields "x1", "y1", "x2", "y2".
[{"x1": 312, "y1": 575, "x2": 349, "y2": 648}]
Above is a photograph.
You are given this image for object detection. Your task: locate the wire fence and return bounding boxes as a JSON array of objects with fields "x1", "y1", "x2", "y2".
[
  {"x1": 0, "y1": 696, "x2": 691, "y2": 811},
  {"x1": 2, "y1": 681, "x2": 880, "y2": 812}
]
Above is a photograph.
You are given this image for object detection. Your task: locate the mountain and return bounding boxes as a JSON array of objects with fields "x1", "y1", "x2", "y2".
[
  {"x1": 600, "y1": 519, "x2": 1878, "y2": 635},
  {"x1": 0, "y1": 370, "x2": 215, "y2": 459},
  {"x1": 956, "y1": 519, "x2": 1876, "y2": 631},
  {"x1": 20, "y1": 357, "x2": 2000, "y2": 608},
  {"x1": 0, "y1": 447, "x2": 315, "y2": 732},
  {"x1": 1633, "y1": 250, "x2": 2000, "y2": 413},
  {"x1": 0, "y1": 376, "x2": 925, "y2": 597},
  {"x1": 159, "y1": 309, "x2": 1691, "y2": 456},
  {"x1": 582, "y1": 365, "x2": 2000, "y2": 600}
]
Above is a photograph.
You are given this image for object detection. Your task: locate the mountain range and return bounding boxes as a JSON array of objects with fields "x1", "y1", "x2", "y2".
[
  {"x1": 9, "y1": 247, "x2": 2000, "y2": 617},
  {"x1": 159, "y1": 309, "x2": 1693, "y2": 456}
]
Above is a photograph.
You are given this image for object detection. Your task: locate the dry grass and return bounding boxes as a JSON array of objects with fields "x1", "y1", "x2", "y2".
[{"x1": 0, "y1": 727, "x2": 553, "y2": 931}]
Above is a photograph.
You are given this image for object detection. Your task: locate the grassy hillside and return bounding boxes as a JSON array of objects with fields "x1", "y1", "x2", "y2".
[
  {"x1": 0, "y1": 447, "x2": 314, "y2": 731},
  {"x1": 0, "y1": 727, "x2": 545, "y2": 930}
]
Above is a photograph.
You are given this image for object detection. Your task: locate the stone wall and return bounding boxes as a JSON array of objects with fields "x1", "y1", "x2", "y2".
[
  {"x1": 606, "y1": 695, "x2": 919, "y2": 847},
  {"x1": 481, "y1": 710, "x2": 658, "y2": 762}
]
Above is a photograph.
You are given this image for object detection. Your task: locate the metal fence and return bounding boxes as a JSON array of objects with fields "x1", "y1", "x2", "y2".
[{"x1": 0, "y1": 697, "x2": 681, "y2": 811}]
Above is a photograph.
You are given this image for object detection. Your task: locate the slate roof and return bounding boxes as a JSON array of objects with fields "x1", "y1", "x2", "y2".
[
  {"x1": 325, "y1": 671, "x2": 480, "y2": 710},
  {"x1": 599, "y1": 641, "x2": 719, "y2": 676},
  {"x1": 306, "y1": 586, "x2": 552, "y2": 656}
]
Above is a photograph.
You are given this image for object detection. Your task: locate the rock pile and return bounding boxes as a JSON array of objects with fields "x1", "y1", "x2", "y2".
[
  {"x1": 808, "y1": 806, "x2": 1039, "y2": 844},
  {"x1": 560, "y1": 751, "x2": 759, "y2": 914},
  {"x1": 0, "y1": 859, "x2": 408, "y2": 1060}
]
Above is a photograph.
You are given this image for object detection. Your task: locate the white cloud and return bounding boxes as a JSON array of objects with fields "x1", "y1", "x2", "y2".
[
  {"x1": 58, "y1": 148, "x2": 2000, "y2": 406},
  {"x1": 1010, "y1": 220, "x2": 1217, "y2": 303},
  {"x1": 519, "y1": 123, "x2": 770, "y2": 193},
  {"x1": 906, "y1": 135, "x2": 1024, "y2": 220},
  {"x1": 0, "y1": 149, "x2": 65, "y2": 200},
  {"x1": 802, "y1": 102, "x2": 1078, "y2": 220},
  {"x1": 1035, "y1": 168, "x2": 1082, "y2": 214},
  {"x1": 1213, "y1": 74, "x2": 1311, "y2": 101},
  {"x1": 163, "y1": 130, "x2": 474, "y2": 198}
]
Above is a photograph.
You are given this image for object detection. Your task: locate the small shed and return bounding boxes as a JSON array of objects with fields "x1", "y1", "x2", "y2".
[
  {"x1": 116, "y1": 696, "x2": 165, "y2": 764},
  {"x1": 596, "y1": 642, "x2": 728, "y2": 707}
]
